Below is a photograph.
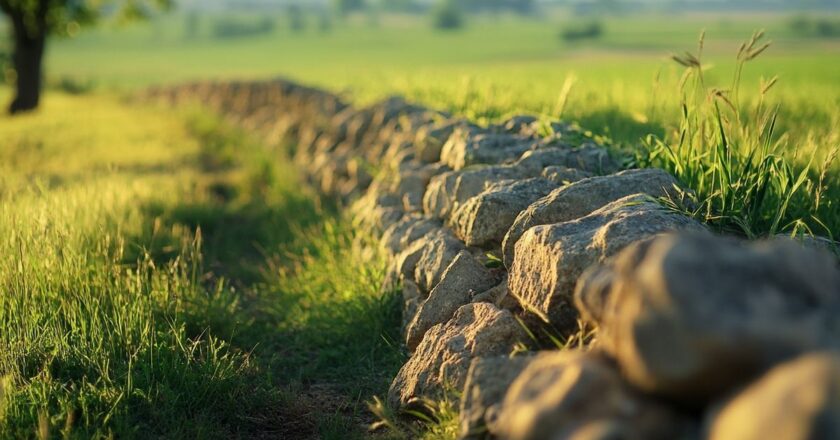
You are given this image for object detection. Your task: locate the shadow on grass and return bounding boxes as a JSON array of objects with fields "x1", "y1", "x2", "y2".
[
  {"x1": 116, "y1": 113, "x2": 402, "y2": 438},
  {"x1": 575, "y1": 106, "x2": 666, "y2": 146}
]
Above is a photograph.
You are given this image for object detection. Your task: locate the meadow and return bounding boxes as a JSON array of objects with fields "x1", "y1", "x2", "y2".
[
  {"x1": 40, "y1": 11, "x2": 840, "y2": 234},
  {"x1": 1, "y1": 8, "x2": 839, "y2": 439}
]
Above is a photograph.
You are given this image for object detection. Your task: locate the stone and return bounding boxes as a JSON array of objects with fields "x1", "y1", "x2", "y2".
[
  {"x1": 578, "y1": 232, "x2": 840, "y2": 403},
  {"x1": 508, "y1": 194, "x2": 704, "y2": 332},
  {"x1": 425, "y1": 148, "x2": 616, "y2": 222},
  {"x1": 402, "y1": 280, "x2": 425, "y2": 336},
  {"x1": 350, "y1": 182, "x2": 404, "y2": 233},
  {"x1": 502, "y1": 115, "x2": 539, "y2": 136},
  {"x1": 381, "y1": 214, "x2": 430, "y2": 255},
  {"x1": 471, "y1": 275, "x2": 520, "y2": 310},
  {"x1": 406, "y1": 251, "x2": 500, "y2": 351},
  {"x1": 386, "y1": 226, "x2": 454, "y2": 296},
  {"x1": 414, "y1": 228, "x2": 468, "y2": 292},
  {"x1": 494, "y1": 350, "x2": 685, "y2": 440},
  {"x1": 391, "y1": 163, "x2": 451, "y2": 212},
  {"x1": 415, "y1": 120, "x2": 466, "y2": 163},
  {"x1": 441, "y1": 128, "x2": 536, "y2": 170},
  {"x1": 388, "y1": 303, "x2": 529, "y2": 411},
  {"x1": 503, "y1": 168, "x2": 682, "y2": 265},
  {"x1": 515, "y1": 145, "x2": 619, "y2": 175},
  {"x1": 400, "y1": 218, "x2": 443, "y2": 250},
  {"x1": 541, "y1": 165, "x2": 593, "y2": 185},
  {"x1": 423, "y1": 165, "x2": 531, "y2": 220},
  {"x1": 706, "y1": 352, "x2": 840, "y2": 440},
  {"x1": 450, "y1": 178, "x2": 559, "y2": 248},
  {"x1": 459, "y1": 355, "x2": 534, "y2": 439}
]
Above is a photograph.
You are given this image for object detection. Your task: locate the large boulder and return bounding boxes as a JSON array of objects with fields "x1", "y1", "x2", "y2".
[
  {"x1": 459, "y1": 355, "x2": 535, "y2": 440},
  {"x1": 503, "y1": 168, "x2": 682, "y2": 265},
  {"x1": 388, "y1": 303, "x2": 529, "y2": 411},
  {"x1": 450, "y1": 178, "x2": 559, "y2": 248},
  {"x1": 406, "y1": 251, "x2": 501, "y2": 351},
  {"x1": 508, "y1": 194, "x2": 704, "y2": 331},
  {"x1": 706, "y1": 352, "x2": 840, "y2": 440},
  {"x1": 576, "y1": 233, "x2": 840, "y2": 403},
  {"x1": 494, "y1": 350, "x2": 686, "y2": 440}
]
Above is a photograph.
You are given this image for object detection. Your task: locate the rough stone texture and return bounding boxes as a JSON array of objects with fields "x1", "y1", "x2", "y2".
[
  {"x1": 424, "y1": 147, "x2": 615, "y2": 222},
  {"x1": 540, "y1": 165, "x2": 593, "y2": 185},
  {"x1": 388, "y1": 162, "x2": 451, "y2": 213},
  {"x1": 414, "y1": 120, "x2": 466, "y2": 163},
  {"x1": 459, "y1": 355, "x2": 534, "y2": 439},
  {"x1": 406, "y1": 251, "x2": 500, "y2": 351},
  {"x1": 392, "y1": 233, "x2": 434, "y2": 282},
  {"x1": 380, "y1": 215, "x2": 441, "y2": 256},
  {"x1": 508, "y1": 194, "x2": 705, "y2": 331},
  {"x1": 156, "y1": 81, "x2": 840, "y2": 440},
  {"x1": 471, "y1": 275, "x2": 520, "y2": 310},
  {"x1": 574, "y1": 237, "x2": 656, "y2": 325},
  {"x1": 450, "y1": 178, "x2": 559, "y2": 248},
  {"x1": 381, "y1": 215, "x2": 425, "y2": 255},
  {"x1": 441, "y1": 128, "x2": 536, "y2": 170},
  {"x1": 350, "y1": 182, "x2": 404, "y2": 233},
  {"x1": 502, "y1": 115, "x2": 539, "y2": 136},
  {"x1": 706, "y1": 353, "x2": 840, "y2": 440},
  {"x1": 503, "y1": 168, "x2": 683, "y2": 265},
  {"x1": 577, "y1": 233, "x2": 840, "y2": 403},
  {"x1": 494, "y1": 350, "x2": 685, "y2": 440},
  {"x1": 423, "y1": 165, "x2": 532, "y2": 220},
  {"x1": 515, "y1": 145, "x2": 618, "y2": 175},
  {"x1": 414, "y1": 229, "x2": 468, "y2": 292},
  {"x1": 388, "y1": 303, "x2": 529, "y2": 411},
  {"x1": 402, "y1": 280, "x2": 424, "y2": 336}
]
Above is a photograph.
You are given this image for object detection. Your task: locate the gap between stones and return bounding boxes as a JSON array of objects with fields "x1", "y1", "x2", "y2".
[{"x1": 147, "y1": 80, "x2": 840, "y2": 440}]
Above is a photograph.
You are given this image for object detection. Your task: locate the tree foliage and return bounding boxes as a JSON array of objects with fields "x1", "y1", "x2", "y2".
[
  {"x1": 0, "y1": 0, "x2": 172, "y2": 114},
  {"x1": 432, "y1": 0, "x2": 463, "y2": 30},
  {"x1": 333, "y1": 0, "x2": 365, "y2": 16},
  {"x1": 0, "y1": 0, "x2": 172, "y2": 37}
]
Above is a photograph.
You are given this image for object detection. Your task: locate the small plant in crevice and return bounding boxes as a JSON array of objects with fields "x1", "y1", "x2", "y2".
[
  {"x1": 637, "y1": 30, "x2": 839, "y2": 239},
  {"x1": 368, "y1": 391, "x2": 460, "y2": 440}
]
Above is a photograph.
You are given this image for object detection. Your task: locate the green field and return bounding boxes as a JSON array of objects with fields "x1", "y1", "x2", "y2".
[
  {"x1": 41, "y1": 11, "x2": 840, "y2": 145},
  {"x1": 0, "y1": 92, "x2": 406, "y2": 438},
  {"x1": 1, "y1": 8, "x2": 839, "y2": 439}
]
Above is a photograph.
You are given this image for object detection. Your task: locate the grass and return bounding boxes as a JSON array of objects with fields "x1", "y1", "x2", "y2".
[
  {"x1": 34, "y1": 11, "x2": 839, "y2": 147},
  {"x1": 636, "y1": 31, "x2": 840, "y2": 240},
  {"x1": 0, "y1": 92, "x2": 404, "y2": 439},
  {"x1": 0, "y1": 8, "x2": 838, "y2": 439},
  {"x1": 26, "y1": 10, "x2": 839, "y2": 234}
]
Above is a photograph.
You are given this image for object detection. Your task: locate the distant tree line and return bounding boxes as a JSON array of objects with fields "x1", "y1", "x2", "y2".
[
  {"x1": 789, "y1": 15, "x2": 840, "y2": 37},
  {"x1": 334, "y1": 0, "x2": 535, "y2": 15},
  {"x1": 212, "y1": 16, "x2": 275, "y2": 38}
]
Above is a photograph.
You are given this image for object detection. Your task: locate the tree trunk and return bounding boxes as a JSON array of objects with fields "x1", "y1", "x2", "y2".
[{"x1": 6, "y1": 5, "x2": 47, "y2": 114}]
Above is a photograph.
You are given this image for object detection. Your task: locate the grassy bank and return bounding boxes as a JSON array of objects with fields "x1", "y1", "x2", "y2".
[
  {"x1": 37, "y1": 12, "x2": 839, "y2": 151},
  {"x1": 27, "y1": 11, "x2": 839, "y2": 234},
  {"x1": 0, "y1": 92, "x2": 402, "y2": 439}
]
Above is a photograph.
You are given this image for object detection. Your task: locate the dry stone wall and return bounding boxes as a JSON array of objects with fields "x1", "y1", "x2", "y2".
[{"x1": 148, "y1": 79, "x2": 840, "y2": 440}]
